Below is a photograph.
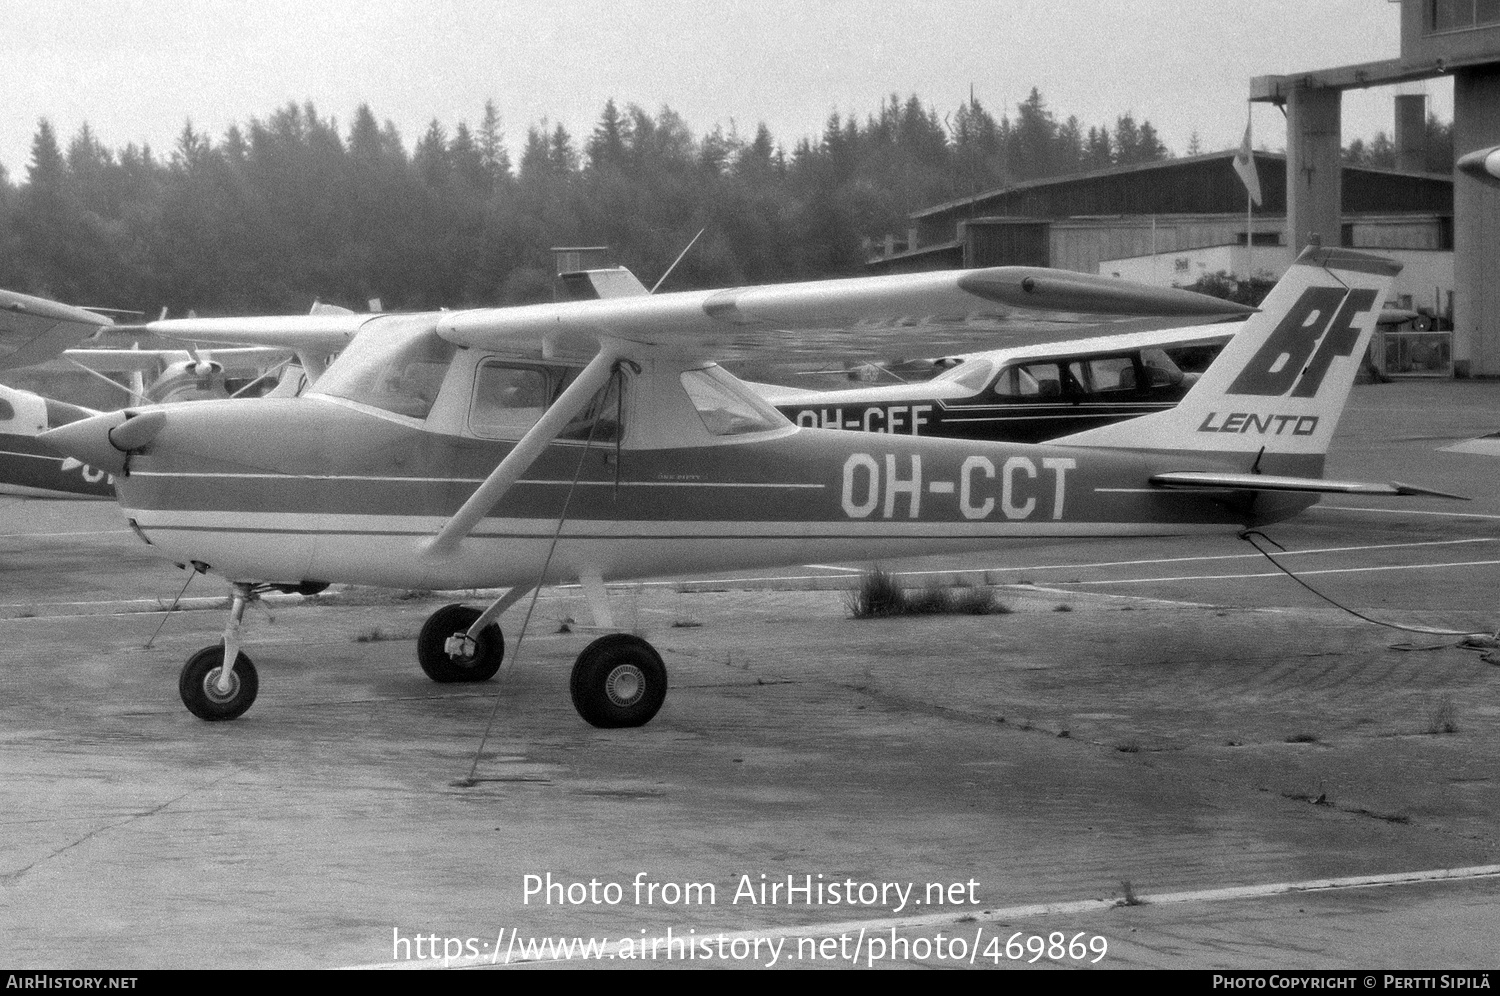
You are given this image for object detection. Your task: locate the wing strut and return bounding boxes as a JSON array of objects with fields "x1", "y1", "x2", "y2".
[{"x1": 425, "y1": 347, "x2": 621, "y2": 557}]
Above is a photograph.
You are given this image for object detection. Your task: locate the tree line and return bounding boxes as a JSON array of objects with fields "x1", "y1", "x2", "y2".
[
  {"x1": 0, "y1": 90, "x2": 1177, "y2": 316},
  {"x1": 1341, "y1": 114, "x2": 1454, "y2": 173}
]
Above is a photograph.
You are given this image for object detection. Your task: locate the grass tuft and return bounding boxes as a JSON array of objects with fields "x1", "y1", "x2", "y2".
[
  {"x1": 844, "y1": 567, "x2": 908, "y2": 618},
  {"x1": 846, "y1": 569, "x2": 1010, "y2": 618}
]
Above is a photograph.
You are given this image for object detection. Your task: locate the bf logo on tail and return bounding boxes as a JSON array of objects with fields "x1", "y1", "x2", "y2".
[{"x1": 1227, "y1": 287, "x2": 1379, "y2": 398}]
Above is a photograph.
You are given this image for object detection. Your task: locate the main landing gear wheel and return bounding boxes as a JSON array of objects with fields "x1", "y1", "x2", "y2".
[
  {"x1": 570, "y1": 634, "x2": 668, "y2": 729},
  {"x1": 179, "y1": 644, "x2": 259, "y2": 721},
  {"x1": 417, "y1": 603, "x2": 504, "y2": 683}
]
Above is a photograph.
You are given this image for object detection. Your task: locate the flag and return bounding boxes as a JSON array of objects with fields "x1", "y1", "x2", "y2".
[{"x1": 1233, "y1": 118, "x2": 1262, "y2": 207}]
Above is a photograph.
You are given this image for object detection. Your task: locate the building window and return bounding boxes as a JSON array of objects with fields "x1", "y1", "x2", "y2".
[{"x1": 1430, "y1": 0, "x2": 1500, "y2": 33}]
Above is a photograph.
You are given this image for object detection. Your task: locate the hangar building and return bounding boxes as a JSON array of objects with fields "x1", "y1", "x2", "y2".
[
  {"x1": 866, "y1": 150, "x2": 1456, "y2": 375},
  {"x1": 874, "y1": 1, "x2": 1500, "y2": 378}
]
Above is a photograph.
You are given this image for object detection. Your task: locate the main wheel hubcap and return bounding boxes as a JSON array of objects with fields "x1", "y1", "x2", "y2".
[
  {"x1": 605, "y1": 664, "x2": 644, "y2": 706},
  {"x1": 203, "y1": 667, "x2": 240, "y2": 703}
]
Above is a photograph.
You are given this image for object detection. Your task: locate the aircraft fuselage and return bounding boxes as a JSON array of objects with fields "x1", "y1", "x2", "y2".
[{"x1": 104, "y1": 392, "x2": 1309, "y2": 590}]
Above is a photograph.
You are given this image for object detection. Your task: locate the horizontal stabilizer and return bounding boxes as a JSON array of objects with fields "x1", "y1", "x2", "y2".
[
  {"x1": 1151, "y1": 471, "x2": 1467, "y2": 500},
  {"x1": 556, "y1": 267, "x2": 650, "y2": 301}
]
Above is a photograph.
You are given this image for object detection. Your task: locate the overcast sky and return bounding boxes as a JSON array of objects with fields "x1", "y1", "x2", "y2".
[{"x1": 0, "y1": 0, "x2": 1452, "y2": 179}]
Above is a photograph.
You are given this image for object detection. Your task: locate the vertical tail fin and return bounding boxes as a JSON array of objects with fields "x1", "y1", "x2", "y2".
[{"x1": 1053, "y1": 246, "x2": 1398, "y2": 462}]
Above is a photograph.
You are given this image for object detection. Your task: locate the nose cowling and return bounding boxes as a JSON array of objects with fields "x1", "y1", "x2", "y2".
[{"x1": 40, "y1": 409, "x2": 165, "y2": 475}]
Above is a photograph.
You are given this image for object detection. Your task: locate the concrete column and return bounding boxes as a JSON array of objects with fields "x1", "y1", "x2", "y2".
[
  {"x1": 1453, "y1": 65, "x2": 1500, "y2": 377},
  {"x1": 1395, "y1": 94, "x2": 1427, "y2": 173},
  {"x1": 1285, "y1": 87, "x2": 1343, "y2": 253}
]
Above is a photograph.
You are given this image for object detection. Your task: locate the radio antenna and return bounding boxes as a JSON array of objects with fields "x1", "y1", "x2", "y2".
[{"x1": 650, "y1": 228, "x2": 706, "y2": 293}]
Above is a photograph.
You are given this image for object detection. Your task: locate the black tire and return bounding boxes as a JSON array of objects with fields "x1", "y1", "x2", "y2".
[
  {"x1": 569, "y1": 634, "x2": 667, "y2": 728},
  {"x1": 416, "y1": 603, "x2": 504, "y2": 683},
  {"x1": 179, "y1": 644, "x2": 259, "y2": 721}
]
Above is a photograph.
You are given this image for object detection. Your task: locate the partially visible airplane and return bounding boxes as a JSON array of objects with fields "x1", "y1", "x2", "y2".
[
  {"x1": 0, "y1": 385, "x2": 112, "y2": 498},
  {"x1": 0, "y1": 295, "x2": 363, "y2": 499},
  {"x1": 755, "y1": 324, "x2": 1233, "y2": 444},
  {"x1": 756, "y1": 304, "x2": 1420, "y2": 445},
  {"x1": 1458, "y1": 145, "x2": 1500, "y2": 187},
  {"x1": 0, "y1": 348, "x2": 307, "y2": 499},
  {"x1": 0, "y1": 287, "x2": 116, "y2": 371},
  {"x1": 45, "y1": 250, "x2": 1456, "y2": 731}
]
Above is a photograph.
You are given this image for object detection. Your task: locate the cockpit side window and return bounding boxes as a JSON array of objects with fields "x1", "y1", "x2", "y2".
[
  {"x1": 948, "y1": 359, "x2": 994, "y2": 392},
  {"x1": 555, "y1": 367, "x2": 624, "y2": 443},
  {"x1": 470, "y1": 363, "x2": 552, "y2": 437},
  {"x1": 467, "y1": 362, "x2": 626, "y2": 442}
]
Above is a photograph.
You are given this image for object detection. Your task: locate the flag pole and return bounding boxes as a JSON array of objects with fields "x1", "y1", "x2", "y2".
[
  {"x1": 1244, "y1": 104, "x2": 1254, "y2": 279},
  {"x1": 1246, "y1": 177, "x2": 1253, "y2": 278}
]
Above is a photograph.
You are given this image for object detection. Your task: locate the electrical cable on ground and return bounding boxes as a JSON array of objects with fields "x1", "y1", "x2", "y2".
[{"x1": 1239, "y1": 529, "x2": 1496, "y2": 643}]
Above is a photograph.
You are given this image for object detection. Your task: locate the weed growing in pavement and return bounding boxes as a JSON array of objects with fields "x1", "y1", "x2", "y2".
[{"x1": 845, "y1": 568, "x2": 1010, "y2": 618}]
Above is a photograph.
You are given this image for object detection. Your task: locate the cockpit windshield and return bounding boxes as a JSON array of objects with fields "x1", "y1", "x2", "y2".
[{"x1": 314, "y1": 316, "x2": 457, "y2": 419}]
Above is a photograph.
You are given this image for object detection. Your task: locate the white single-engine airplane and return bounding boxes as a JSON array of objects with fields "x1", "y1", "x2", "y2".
[{"x1": 44, "y1": 249, "x2": 1451, "y2": 728}]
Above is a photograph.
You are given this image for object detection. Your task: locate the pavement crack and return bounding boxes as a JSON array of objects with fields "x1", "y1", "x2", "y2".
[{"x1": 1, "y1": 772, "x2": 237, "y2": 884}]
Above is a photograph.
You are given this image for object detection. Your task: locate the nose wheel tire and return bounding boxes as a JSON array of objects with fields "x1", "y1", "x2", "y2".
[
  {"x1": 570, "y1": 634, "x2": 667, "y2": 728},
  {"x1": 179, "y1": 644, "x2": 259, "y2": 721},
  {"x1": 417, "y1": 603, "x2": 505, "y2": 683}
]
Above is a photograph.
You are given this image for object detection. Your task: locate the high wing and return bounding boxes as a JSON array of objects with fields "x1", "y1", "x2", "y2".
[
  {"x1": 0, "y1": 288, "x2": 115, "y2": 370},
  {"x1": 434, "y1": 267, "x2": 1253, "y2": 361},
  {"x1": 61, "y1": 346, "x2": 294, "y2": 376}
]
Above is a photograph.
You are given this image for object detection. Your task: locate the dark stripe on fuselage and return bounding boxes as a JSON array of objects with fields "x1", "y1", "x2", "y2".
[
  {"x1": 777, "y1": 398, "x2": 1180, "y2": 444},
  {"x1": 0, "y1": 434, "x2": 114, "y2": 498}
]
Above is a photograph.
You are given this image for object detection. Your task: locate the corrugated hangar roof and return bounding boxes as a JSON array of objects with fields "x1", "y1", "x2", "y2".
[{"x1": 913, "y1": 151, "x2": 1452, "y2": 222}]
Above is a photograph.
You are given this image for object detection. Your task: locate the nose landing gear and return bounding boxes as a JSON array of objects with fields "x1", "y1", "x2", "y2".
[
  {"x1": 416, "y1": 603, "x2": 505, "y2": 682},
  {"x1": 179, "y1": 582, "x2": 259, "y2": 721}
]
